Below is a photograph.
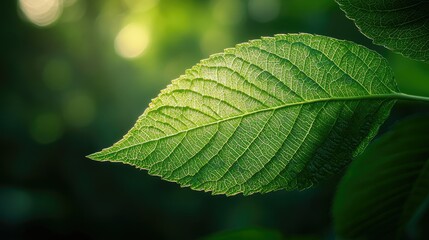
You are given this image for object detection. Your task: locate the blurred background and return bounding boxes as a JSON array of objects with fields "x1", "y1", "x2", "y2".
[{"x1": 1, "y1": 0, "x2": 429, "y2": 239}]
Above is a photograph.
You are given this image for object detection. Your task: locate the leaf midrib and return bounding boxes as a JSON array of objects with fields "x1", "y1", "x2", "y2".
[{"x1": 91, "y1": 93, "x2": 400, "y2": 159}]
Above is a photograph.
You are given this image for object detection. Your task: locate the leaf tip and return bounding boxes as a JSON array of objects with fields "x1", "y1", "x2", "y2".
[{"x1": 86, "y1": 150, "x2": 108, "y2": 162}]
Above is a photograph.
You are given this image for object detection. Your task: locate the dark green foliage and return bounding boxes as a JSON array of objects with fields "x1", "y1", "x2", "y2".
[
  {"x1": 336, "y1": 0, "x2": 429, "y2": 62},
  {"x1": 333, "y1": 116, "x2": 429, "y2": 239}
]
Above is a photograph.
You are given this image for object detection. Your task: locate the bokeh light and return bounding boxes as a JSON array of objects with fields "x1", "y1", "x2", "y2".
[
  {"x1": 114, "y1": 23, "x2": 150, "y2": 59},
  {"x1": 248, "y1": 0, "x2": 280, "y2": 23},
  {"x1": 19, "y1": 0, "x2": 64, "y2": 27}
]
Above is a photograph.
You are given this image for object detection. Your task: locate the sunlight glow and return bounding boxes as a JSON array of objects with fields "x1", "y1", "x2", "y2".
[
  {"x1": 114, "y1": 23, "x2": 150, "y2": 59},
  {"x1": 19, "y1": 0, "x2": 63, "y2": 27}
]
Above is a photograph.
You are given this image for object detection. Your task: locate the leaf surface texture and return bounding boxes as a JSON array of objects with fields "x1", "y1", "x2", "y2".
[
  {"x1": 89, "y1": 34, "x2": 398, "y2": 195},
  {"x1": 336, "y1": 0, "x2": 429, "y2": 61}
]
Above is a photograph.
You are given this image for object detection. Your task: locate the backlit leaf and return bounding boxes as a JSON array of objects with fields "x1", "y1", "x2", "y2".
[{"x1": 88, "y1": 34, "x2": 398, "y2": 196}]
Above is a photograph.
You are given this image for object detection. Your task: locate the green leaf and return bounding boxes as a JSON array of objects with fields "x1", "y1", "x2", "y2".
[
  {"x1": 333, "y1": 116, "x2": 429, "y2": 239},
  {"x1": 336, "y1": 0, "x2": 429, "y2": 62},
  {"x1": 88, "y1": 33, "x2": 398, "y2": 196}
]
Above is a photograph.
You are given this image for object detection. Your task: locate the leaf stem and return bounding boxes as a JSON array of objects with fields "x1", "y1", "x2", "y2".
[{"x1": 395, "y1": 93, "x2": 429, "y2": 103}]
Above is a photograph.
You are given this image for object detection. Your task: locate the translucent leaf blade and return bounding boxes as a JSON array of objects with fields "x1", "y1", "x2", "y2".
[{"x1": 88, "y1": 33, "x2": 398, "y2": 196}]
